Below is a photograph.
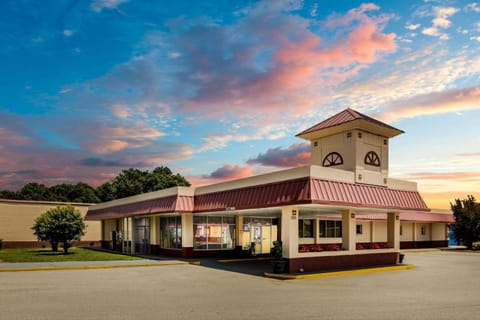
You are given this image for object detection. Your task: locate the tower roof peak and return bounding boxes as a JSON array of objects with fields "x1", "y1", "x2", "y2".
[{"x1": 296, "y1": 108, "x2": 404, "y2": 141}]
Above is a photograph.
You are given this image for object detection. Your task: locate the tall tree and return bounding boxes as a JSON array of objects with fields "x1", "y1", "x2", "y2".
[
  {"x1": 32, "y1": 205, "x2": 86, "y2": 253},
  {"x1": 18, "y1": 182, "x2": 50, "y2": 200},
  {"x1": 450, "y1": 195, "x2": 480, "y2": 249},
  {"x1": 97, "y1": 166, "x2": 191, "y2": 201}
]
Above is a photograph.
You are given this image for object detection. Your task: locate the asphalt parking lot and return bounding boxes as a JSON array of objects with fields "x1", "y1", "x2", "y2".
[{"x1": 1, "y1": 250, "x2": 479, "y2": 320}]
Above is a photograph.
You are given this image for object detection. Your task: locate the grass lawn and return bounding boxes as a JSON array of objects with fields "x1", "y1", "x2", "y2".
[{"x1": 0, "y1": 247, "x2": 144, "y2": 263}]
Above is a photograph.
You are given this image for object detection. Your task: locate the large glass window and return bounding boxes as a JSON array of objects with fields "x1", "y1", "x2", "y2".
[
  {"x1": 160, "y1": 216, "x2": 182, "y2": 249},
  {"x1": 298, "y1": 219, "x2": 314, "y2": 238},
  {"x1": 194, "y1": 216, "x2": 235, "y2": 250},
  {"x1": 319, "y1": 220, "x2": 342, "y2": 238}
]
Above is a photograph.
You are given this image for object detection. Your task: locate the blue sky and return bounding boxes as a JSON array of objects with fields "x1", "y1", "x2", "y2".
[{"x1": 0, "y1": 0, "x2": 479, "y2": 208}]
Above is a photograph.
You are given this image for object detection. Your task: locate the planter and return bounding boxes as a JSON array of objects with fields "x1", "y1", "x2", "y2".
[{"x1": 272, "y1": 260, "x2": 286, "y2": 274}]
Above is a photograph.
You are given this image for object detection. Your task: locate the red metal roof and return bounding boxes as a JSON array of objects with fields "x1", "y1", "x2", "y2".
[
  {"x1": 86, "y1": 177, "x2": 431, "y2": 220},
  {"x1": 194, "y1": 178, "x2": 310, "y2": 212},
  {"x1": 296, "y1": 108, "x2": 403, "y2": 137},
  {"x1": 86, "y1": 195, "x2": 193, "y2": 220},
  {"x1": 309, "y1": 178, "x2": 429, "y2": 211}
]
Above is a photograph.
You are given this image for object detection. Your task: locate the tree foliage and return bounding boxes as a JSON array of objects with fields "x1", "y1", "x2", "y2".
[
  {"x1": 450, "y1": 195, "x2": 480, "y2": 249},
  {"x1": 32, "y1": 205, "x2": 86, "y2": 253},
  {"x1": 1, "y1": 166, "x2": 190, "y2": 203},
  {"x1": 96, "y1": 166, "x2": 191, "y2": 201}
]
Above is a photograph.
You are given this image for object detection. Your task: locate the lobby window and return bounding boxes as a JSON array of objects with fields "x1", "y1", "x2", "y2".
[
  {"x1": 160, "y1": 216, "x2": 182, "y2": 249},
  {"x1": 194, "y1": 216, "x2": 235, "y2": 250},
  {"x1": 319, "y1": 220, "x2": 342, "y2": 238},
  {"x1": 298, "y1": 219, "x2": 314, "y2": 238}
]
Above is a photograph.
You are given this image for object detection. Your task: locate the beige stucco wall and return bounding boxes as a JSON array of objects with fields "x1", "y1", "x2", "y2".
[
  {"x1": 372, "y1": 221, "x2": 387, "y2": 242},
  {"x1": 102, "y1": 219, "x2": 117, "y2": 241},
  {"x1": 355, "y1": 220, "x2": 371, "y2": 242},
  {"x1": 432, "y1": 223, "x2": 447, "y2": 241},
  {"x1": 400, "y1": 222, "x2": 414, "y2": 241},
  {"x1": 0, "y1": 200, "x2": 100, "y2": 242}
]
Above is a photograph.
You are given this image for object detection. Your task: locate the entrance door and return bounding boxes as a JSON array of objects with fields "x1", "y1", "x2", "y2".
[{"x1": 243, "y1": 217, "x2": 278, "y2": 255}]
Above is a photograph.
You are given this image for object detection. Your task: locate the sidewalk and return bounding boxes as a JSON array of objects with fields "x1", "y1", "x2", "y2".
[{"x1": 0, "y1": 259, "x2": 198, "y2": 272}]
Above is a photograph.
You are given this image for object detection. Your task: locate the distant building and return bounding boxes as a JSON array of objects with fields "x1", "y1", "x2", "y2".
[
  {"x1": 0, "y1": 199, "x2": 100, "y2": 248},
  {"x1": 86, "y1": 108, "x2": 452, "y2": 272}
]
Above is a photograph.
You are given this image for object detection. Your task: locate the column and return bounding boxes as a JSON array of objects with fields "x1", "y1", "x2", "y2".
[
  {"x1": 370, "y1": 220, "x2": 375, "y2": 243},
  {"x1": 341, "y1": 210, "x2": 356, "y2": 251},
  {"x1": 235, "y1": 215, "x2": 243, "y2": 252},
  {"x1": 150, "y1": 216, "x2": 158, "y2": 245},
  {"x1": 387, "y1": 212, "x2": 400, "y2": 251},
  {"x1": 281, "y1": 206, "x2": 299, "y2": 259},
  {"x1": 130, "y1": 217, "x2": 135, "y2": 254},
  {"x1": 182, "y1": 213, "x2": 193, "y2": 258},
  {"x1": 412, "y1": 223, "x2": 417, "y2": 248}
]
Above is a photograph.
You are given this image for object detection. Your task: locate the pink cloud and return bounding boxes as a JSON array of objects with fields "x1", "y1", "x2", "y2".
[
  {"x1": 207, "y1": 165, "x2": 253, "y2": 180},
  {"x1": 174, "y1": 2, "x2": 397, "y2": 118},
  {"x1": 405, "y1": 171, "x2": 480, "y2": 181},
  {"x1": 248, "y1": 143, "x2": 311, "y2": 167},
  {"x1": 381, "y1": 86, "x2": 480, "y2": 122},
  {"x1": 0, "y1": 127, "x2": 30, "y2": 149}
]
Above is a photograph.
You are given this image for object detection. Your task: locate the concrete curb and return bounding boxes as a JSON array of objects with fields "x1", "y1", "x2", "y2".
[
  {"x1": 217, "y1": 257, "x2": 274, "y2": 263},
  {"x1": 264, "y1": 264, "x2": 415, "y2": 280},
  {"x1": 0, "y1": 261, "x2": 201, "y2": 272}
]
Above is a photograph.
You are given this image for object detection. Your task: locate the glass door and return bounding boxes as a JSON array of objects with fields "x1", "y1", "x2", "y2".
[{"x1": 242, "y1": 217, "x2": 278, "y2": 255}]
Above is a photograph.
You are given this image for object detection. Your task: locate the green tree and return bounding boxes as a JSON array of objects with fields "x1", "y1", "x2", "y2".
[
  {"x1": 32, "y1": 205, "x2": 86, "y2": 253},
  {"x1": 98, "y1": 166, "x2": 191, "y2": 201},
  {"x1": 18, "y1": 182, "x2": 50, "y2": 200},
  {"x1": 0, "y1": 189, "x2": 17, "y2": 199},
  {"x1": 450, "y1": 195, "x2": 480, "y2": 249}
]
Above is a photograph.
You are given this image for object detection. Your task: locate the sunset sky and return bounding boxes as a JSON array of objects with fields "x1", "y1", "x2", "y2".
[{"x1": 1, "y1": 0, "x2": 479, "y2": 209}]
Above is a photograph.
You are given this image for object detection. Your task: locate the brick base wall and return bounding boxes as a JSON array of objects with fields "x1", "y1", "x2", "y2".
[{"x1": 288, "y1": 252, "x2": 399, "y2": 273}]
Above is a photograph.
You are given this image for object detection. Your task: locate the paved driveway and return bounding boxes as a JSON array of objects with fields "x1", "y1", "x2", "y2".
[{"x1": 1, "y1": 251, "x2": 479, "y2": 320}]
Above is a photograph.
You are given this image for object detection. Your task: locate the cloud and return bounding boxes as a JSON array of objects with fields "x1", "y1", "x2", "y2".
[
  {"x1": 455, "y1": 152, "x2": 480, "y2": 157},
  {"x1": 206, "y1": 165, "x2": 252, "y2": 180},
  {"x1": 422, "y1": 6, "x2": 459, "y2": 39},
  {"x1": 380, "y1": 86, "x2": 480, "y2": 122},
  {"x1": 76, "y1": 157, "x2": 145, "y2": 167},
  {"x1": 166, "y1": 1, "x2": 396, "y2": 118},
  {"x1": 405, "y1": 171, "x2": 480, "y2": 181},
  {"x1": 0, "y1": 127, "x2": 31, "y2": 149},
  {"x1": 466, "y1": 3, "x2": 480, "y2": 13},
  {"x1": 247, "y1": 143, "x2": 310, "y2": 167},
  {"x1": 63, "y1": 29, "x2": 73, "y2": 37},
  {"x1": 90, "y1": 0, "x2": 129, "y2": 12},
  {"x1": 405, "y1": 23, "x2": 421, "y2": 30}
]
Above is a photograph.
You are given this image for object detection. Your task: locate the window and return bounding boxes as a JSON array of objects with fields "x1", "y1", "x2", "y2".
[
  {"x1": 322, "y1": 152, "x2": 343, "y2": 167},
  {"x1": 356, "y1": 224, "x2": 363, "y2": 235},
  {"x1": 160, "y1": 216, "x2": 181, "y2": 249},
  {"x1": 400, "y1": 225, "x2": 403, "y2": 236},
  {"x1": 364, "y1": 151, "x2": 381, "y2": 167},
  {"x1": 298, "y1": 219, "x2": 314, "y2": 238},
  {"x1": 319, "y1": 220, "x2": 342, "y2": 238},
  {"x1": 194, "y1": 216, "x2": 235, "y2": 250}
]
